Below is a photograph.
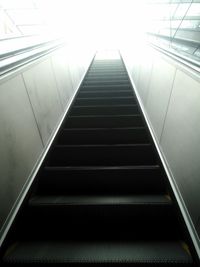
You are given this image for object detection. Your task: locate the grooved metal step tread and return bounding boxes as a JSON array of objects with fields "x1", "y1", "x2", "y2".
[
  {"x1": 75, "y1": 96, "x2": 134, "y2": 100},
  {"x1": 68, "y1": 114, "x2": 138, "y2": 118},
  {"x1": 54, "y1": 143, "x2": 151, "y2": 147},
  {"x1": 79, "y1": 89, "x2": 132, "y2": 92},
  {"x1": 71, "y1": 104, "x2": 135, "y2": 108},
  {"x1": 29, "y1": 195, "x2": 171, "y2": 206},
  {"x1": 81, "y1": 85, "x2": 131, "y2": 90},
  {"x1": 86, "y1": 74, "x2": 128, "y2": 78},
  {"x1": 85, "y1": 75, "x2": 128, "y2": 79},
  {"x1": 88, "y1": 65, "x2": 125, "y2": 67},
  {"x1": 43, "y1": 165, "x2": 161, "y2": 171},
  {"x1": 88, "y1": 68, "x2": 127, "y2": 71},
  {"x1": 3, "y1": 241, "x2": 193, "y2": 265},
  {"x1": 78, "y1": 90, "x2": 132, "y2": 94},
  {"x1": 83, "y1": 80, "x2": 129, "y2": 85}
]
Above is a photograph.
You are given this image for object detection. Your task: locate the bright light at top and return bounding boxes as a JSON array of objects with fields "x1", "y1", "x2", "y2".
[
  {"x1": 36, "y1": 0, "x2": 148, "y2": 49},
  {"x1": 95, "y1": 50, "x2": 121, "y2": 60}
]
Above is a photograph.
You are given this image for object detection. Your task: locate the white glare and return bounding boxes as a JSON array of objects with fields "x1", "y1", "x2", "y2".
[
  {"x1": 95, "y1": 50, "x2": 121, "y2": 60},
  {"x1": 35, "y1": 0, "x2": 147, "y2": 49}
]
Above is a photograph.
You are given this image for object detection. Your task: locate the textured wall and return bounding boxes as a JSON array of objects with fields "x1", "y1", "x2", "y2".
[
  {"x1": 0, "y1": 45, "x2": 94, "y2": 232},
  {"x1": 122, "y1": 45, "x2": 200, "y2": 243}
]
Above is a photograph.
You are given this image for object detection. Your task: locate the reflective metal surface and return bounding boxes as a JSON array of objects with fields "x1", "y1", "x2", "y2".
[
  {"x1": 23, "y1": 58, "x2": 63, "y2": 145},
  {"x1": 0, "y1": 75, "x2": 43, "y2": 227}
]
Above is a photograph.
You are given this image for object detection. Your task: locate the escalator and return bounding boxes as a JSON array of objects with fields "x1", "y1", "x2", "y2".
[{"x1": 0, "y1": 53, "x2": 197, "y2": 266}]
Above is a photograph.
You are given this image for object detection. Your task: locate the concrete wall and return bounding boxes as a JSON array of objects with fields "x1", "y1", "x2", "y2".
[
  {"x1": 122, "y1": 45, "x2": 200, "y2": 244},
  {"x1": 0, "y1": 45, "x2": 94, "y2": 231}
]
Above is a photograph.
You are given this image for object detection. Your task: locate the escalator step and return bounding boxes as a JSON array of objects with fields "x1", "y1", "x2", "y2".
[
  {"x1": 29, "y1": 194, "x2": 171, "y2": 206},
  {"x1": 90, "y1": 67, "x2": 125, "y2": 70},
  {"x1": 27, "y1": 195, "x2": 173, "y2": 224},
  {"x1": 65, "y1": 115, "x2": 143, "y2": 128},
  {"x1": 81, "y1": 85, "x2": 132, "y2": 91},
  {"x1": 84, "y1": 76, "x2": 128, "y2": 81},
  {"x1": 83, "y1": 81, "x2": 129, "y2": 86},
  {"x1": 86, "y1": 74, "x2": 128, "y2": 78},
  {"x1": 74, "y1": 97, "x2": 136, "y2": 106},
  {"x1": 77, "y1": 91, "x2": 133, "y2": 98},
  {"x1": 3, "y1": 241, "x2": 193, "y2": 265},
  {"x1": 57, "y1": 127, "x2": 148, "y2": 144},
  {"x1": 69, "y1": 105, "x2": 139, "y2": 116},
  {"x1": 92, "y1": 65, "x2": 124, "y2": 68},
  {"x1": 49, "y1": 144, "x2": 156, "y2": 166},
  {"x1": 18, "y1": 195, "x2": 178, "y2": 240},
  {"x1": 88, "y1": 70, "x2": 127, "y2": 75},
  {"x1": 38, "y1": 165, "x2": 165, "y2": 195}
]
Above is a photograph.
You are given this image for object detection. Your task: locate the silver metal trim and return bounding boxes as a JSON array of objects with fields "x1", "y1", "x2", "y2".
[
  {"x1": 0, "y1": 38, "x2": 64, "y2": 76},
  {"x1": 150, "y1": 43, "x2": 200, "y2": 73},
  {"x1": 120, "y1": 51, "x2": 200, "y2": 260}
]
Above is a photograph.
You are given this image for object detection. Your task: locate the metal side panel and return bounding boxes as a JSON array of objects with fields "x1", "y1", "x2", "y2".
[
  {"x1": 0, "y1": 50, "x2": 95, "y2": 247},
  {"x1": 51, "y1": 48, "x2": 74, "y2": 108},
  {"x1": 160, "y1": 69, "x2": 200, "y2": 240},
  {"x1": 146, "y1": 56, "x2": 176, "y2": 141},
  {"x1": 137, "y1": 52, "x2": 154, "y2": 105},
  {"x1": 0, "y1": 75, "x2": 43, "y2": 229},
  {"x1": 121, "y1": 51, "x2": 200, "y2": 260},
  {"x1": 22, "y1": 58, "x2": 63, "y2": 145},
  {"x1": 67, "y1": 48, "x2": 82, "y2": 90}
]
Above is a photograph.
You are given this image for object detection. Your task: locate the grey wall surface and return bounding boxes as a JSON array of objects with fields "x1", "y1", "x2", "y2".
[
  {"x1": 146, "y1": 56, "x2": 176, "y2": 141},
  {"x1": 0, "y1": 75, "x2": 43, "y2": 228},
  {"x1": 0, "y1": 45, "x2": 94, "y2": 233},
  {"x1": 51, "y1": 48, "x2": 74, "y2": 108},
  {"x1": 23, "y1": 58, "x2": 63, "y2": 145},
  {"x1": 122, "y1": 45, "x2": 200, "y2": 243}
]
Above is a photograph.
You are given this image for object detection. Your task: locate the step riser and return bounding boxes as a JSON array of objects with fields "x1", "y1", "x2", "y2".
[
  {"x1": 57, "y1": 128, "x2": 148, "y2": 144},
  {"x1": 15, "y1": 209, "x2": 178, "y2": 241},
  {"x1": 74, "y1": 98, "x2": 136, "y2": 106},
  {"x1": 90, "y1": 67, "x2": 125, "y2": 70},
  {"x1": 38, "y1": 168, "x2": 165, "y2": 195},
  {"x1": 88, "y1": 71, "x2": 127, "y2": 75},
  {"x1": 69, "y1": 106, "x2": 139, "y2": 116},
  {"x1": 84, "y1": 77, "x2": 129, "y2": 81},
  {"x1": 83, "y1": 81, "x2": 129, "y2": 86},
  {"x1": 65, "y1": 116, "x2": 144, "y2": 128},
  {"x1": 77, "y1": 91, "x2": 133, "y2": 98},
  {"x1": 26, "y1": 205, "x2": 174, "y2": 225},
  {"x1": 81, "y1": 86, "x2": 132, "y2": 91},
  {"x1": 79, "y1": 90, "x2": 133, "y2": 94},
  {"x1": 91, "y1": 66, "x2": 124, "y2": 68},
  {"x1": 49, "y1": 145, "x2": 156, "y2": 166},
  {"x1": 86, "y1": 74, "x2": 128, "y2": 78},
  {"x1": 90, "y1": 63, "x2": 123, "y2": 65},
  {"x1": 92, "y1": 65, "x2": 124, "y2": 68}
]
